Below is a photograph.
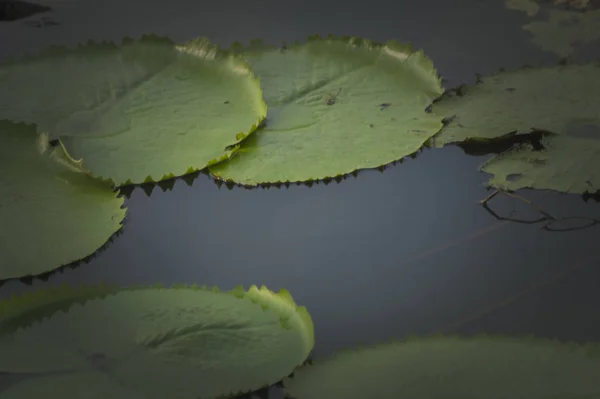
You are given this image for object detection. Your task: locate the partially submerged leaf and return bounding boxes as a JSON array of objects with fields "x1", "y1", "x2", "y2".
[
  {"x1": 0, "y1": 121, "x2": 125, "y2": 280},
  {"x1": 209, "y1": 36, "x2": 444, "y2": 185},
  {"x1": 0, "y1": 35, "x2": 267, "y2": 186},
  {"x1": 523, "y1": 8, "x2": 600, "y2": 56},
  {"x1": 284, "y1": 335, "x2": 600, "y2": 399},
  {"x1": 481, "y1": 134, "x2": 599, "y2": 194},
  {"x1": 432, "y1": 61, "x2": 600, "y2": 195},
  {"x1": 432, "y1": 62, "x2": 600, "y2": 147},
  {"x1": 0, "y1": 283, "x2": 314, "y2": 399},
  {"x1": 542, "y1": 0, "x2": 598, "y2": 11},
  {"x1": 504, "y1": 0, "x2": 541, "y2": 16}
]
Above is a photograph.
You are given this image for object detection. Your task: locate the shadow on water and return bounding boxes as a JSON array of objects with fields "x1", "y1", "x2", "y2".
[
  {"x1": 0, "y1": 0, "x2": 50, "y2": 22},
  {"x1": 119, "y1": 138, "x2": 432, "y2": 197},
  {"x1": 454, "y1": 130, "x2": 551, "y2": 156},
  {"x1": 0, "y1": 140, "x2": 434, "y2": 289}
]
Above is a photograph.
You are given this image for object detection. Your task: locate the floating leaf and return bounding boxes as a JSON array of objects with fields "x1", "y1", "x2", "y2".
[
  {"x1": 524, "y1": 8, "x2": 600, "y2": 56},
  {"x1": 209, "y1": 36, "x2": 444, "y2": 185},
  {"x1": 542, "y1": 0, "x2": 597, "y2": 11},
  {"x1": 432, "y1": 62, "x2": 600, "y2": 147},
  {"x1": 284, "y1": 335, "x2": 600, "y2": 399},
  {"x1": 505, "y1": 0, "x2": 597, "y2": 15},
  {"x1": 0, "y1": 121, "x2": 125, "y2": 281},
  {"x1": 0, "y1": 35, "x2": 171, "y2": 137},
  {"x1": 0, "y1": 283, "x2": 314, "y2": 399},
  {"x1": 0, "y1": 35, "x2": 267, "y2": 186},
  {"x1": 482, "y1": 134, "x2": 599, "y2": 194},
  {"x1": 504, "y1": 0, "x2": 541, "y2": 16}
]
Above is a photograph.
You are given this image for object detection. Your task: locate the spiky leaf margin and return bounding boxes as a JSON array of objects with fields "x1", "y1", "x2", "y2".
[
  {"x1": 0, "y1": 283, "x2": 314, "y2": 398},
  {"x1": 0, "y1": 283, "x2": 313, "y2": 345},
  {"x1": 0, "y1": 121, "x2": 126, "y2": 281},
  {"x1": 208, "y1": 34, "x2": 444, "y2": 186},
  {"x1": 0, "y1": 35, "x2": 267, "y2": 187}
]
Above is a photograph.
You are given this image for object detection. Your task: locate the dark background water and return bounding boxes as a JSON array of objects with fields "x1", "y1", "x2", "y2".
[{"x1": 1, "y1": 0, "x2": 599, "y2": 397}]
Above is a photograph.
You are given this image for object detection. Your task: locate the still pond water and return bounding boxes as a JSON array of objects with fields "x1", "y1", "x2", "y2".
[{"x1": 1, "y1": 0, "x2": 599, "y2": 397}]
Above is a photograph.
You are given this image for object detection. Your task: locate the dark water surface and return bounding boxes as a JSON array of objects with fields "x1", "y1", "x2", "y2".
[{"x1": 1, "y1": 0, "x2": 599, "y2": 397}]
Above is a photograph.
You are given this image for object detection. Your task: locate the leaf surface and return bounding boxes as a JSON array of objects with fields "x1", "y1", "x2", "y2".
[
  {"x1": 284, "y1": 335, "x2": 600, "y2": 399},
  {"x1": 524, "y1": 9, "x2": 600, "y2": 56},
  {"x1": 0, "y1": 121, "x2": 125, "y2": 280},
  {"x1": 482, "y1": 134, "x2": 599, "y2": 194},
  {"x1": 504, "y1": 0, "x2": 540, "y2": 16},
  {"x1": 209, "y1": 36, "x2": 444, "y2": 185},
  {"x1": 0, "y1": 36, "x2": 267, "y2": 186},
  {"x1": 0, "y1": 284, "x2": 314, "y2": 399},
  {"x1": 432, "y1": 63, "x2": 600, "y2": 147}
]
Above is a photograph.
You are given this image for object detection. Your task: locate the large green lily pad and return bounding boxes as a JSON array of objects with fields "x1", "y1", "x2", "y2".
[
  {"x1": 209, "y1": 36, "x2": 444, "y2": 185},
  {"x1": 432, "y1": 62, "x2": 600, "y2": 147},
  {"x1": 0, "y1": 35, "x2": 172, "y2": 135},
  {"x1": 0, "y1": 283, "x2": 314, "y2": 399},
  {"x1": 0, "y1": 35, "x2": 267, "y2": 186},
  {"x1": 284, "y1": 335, "x2": 600, "y2": 399},
  {"x1": 0, "y1": 120, "x2": 125, "y2": 281},
  {"x1": 481, "y1": 134, "x2": 599, "y2": 194}
]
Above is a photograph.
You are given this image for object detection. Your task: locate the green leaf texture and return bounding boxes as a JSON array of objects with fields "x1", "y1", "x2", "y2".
[
  {"x1": 481, "y1": 134, "x2": 599, "y2": 194},
  {"x1": 524, "y1": 9, "x2": 600, "y2": 57},
  {"x1": 0, "y1": 121, "x2": 125, "y2": 280},
  {"x1": 284, "y1": 335, "x2": 600, "y2": 399},
  {"x1": 432, "y1": 62, "x2": 600, "y2": 147},
  {"x1": 0, "y1": 283, "x2": 314, "y2": 399},
  {"x1": 209, "y1": 35, "x2": 444, "y2": 185},
  {"x1": 0, "y1": 35, "x2": 267, "y2": 186}
]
